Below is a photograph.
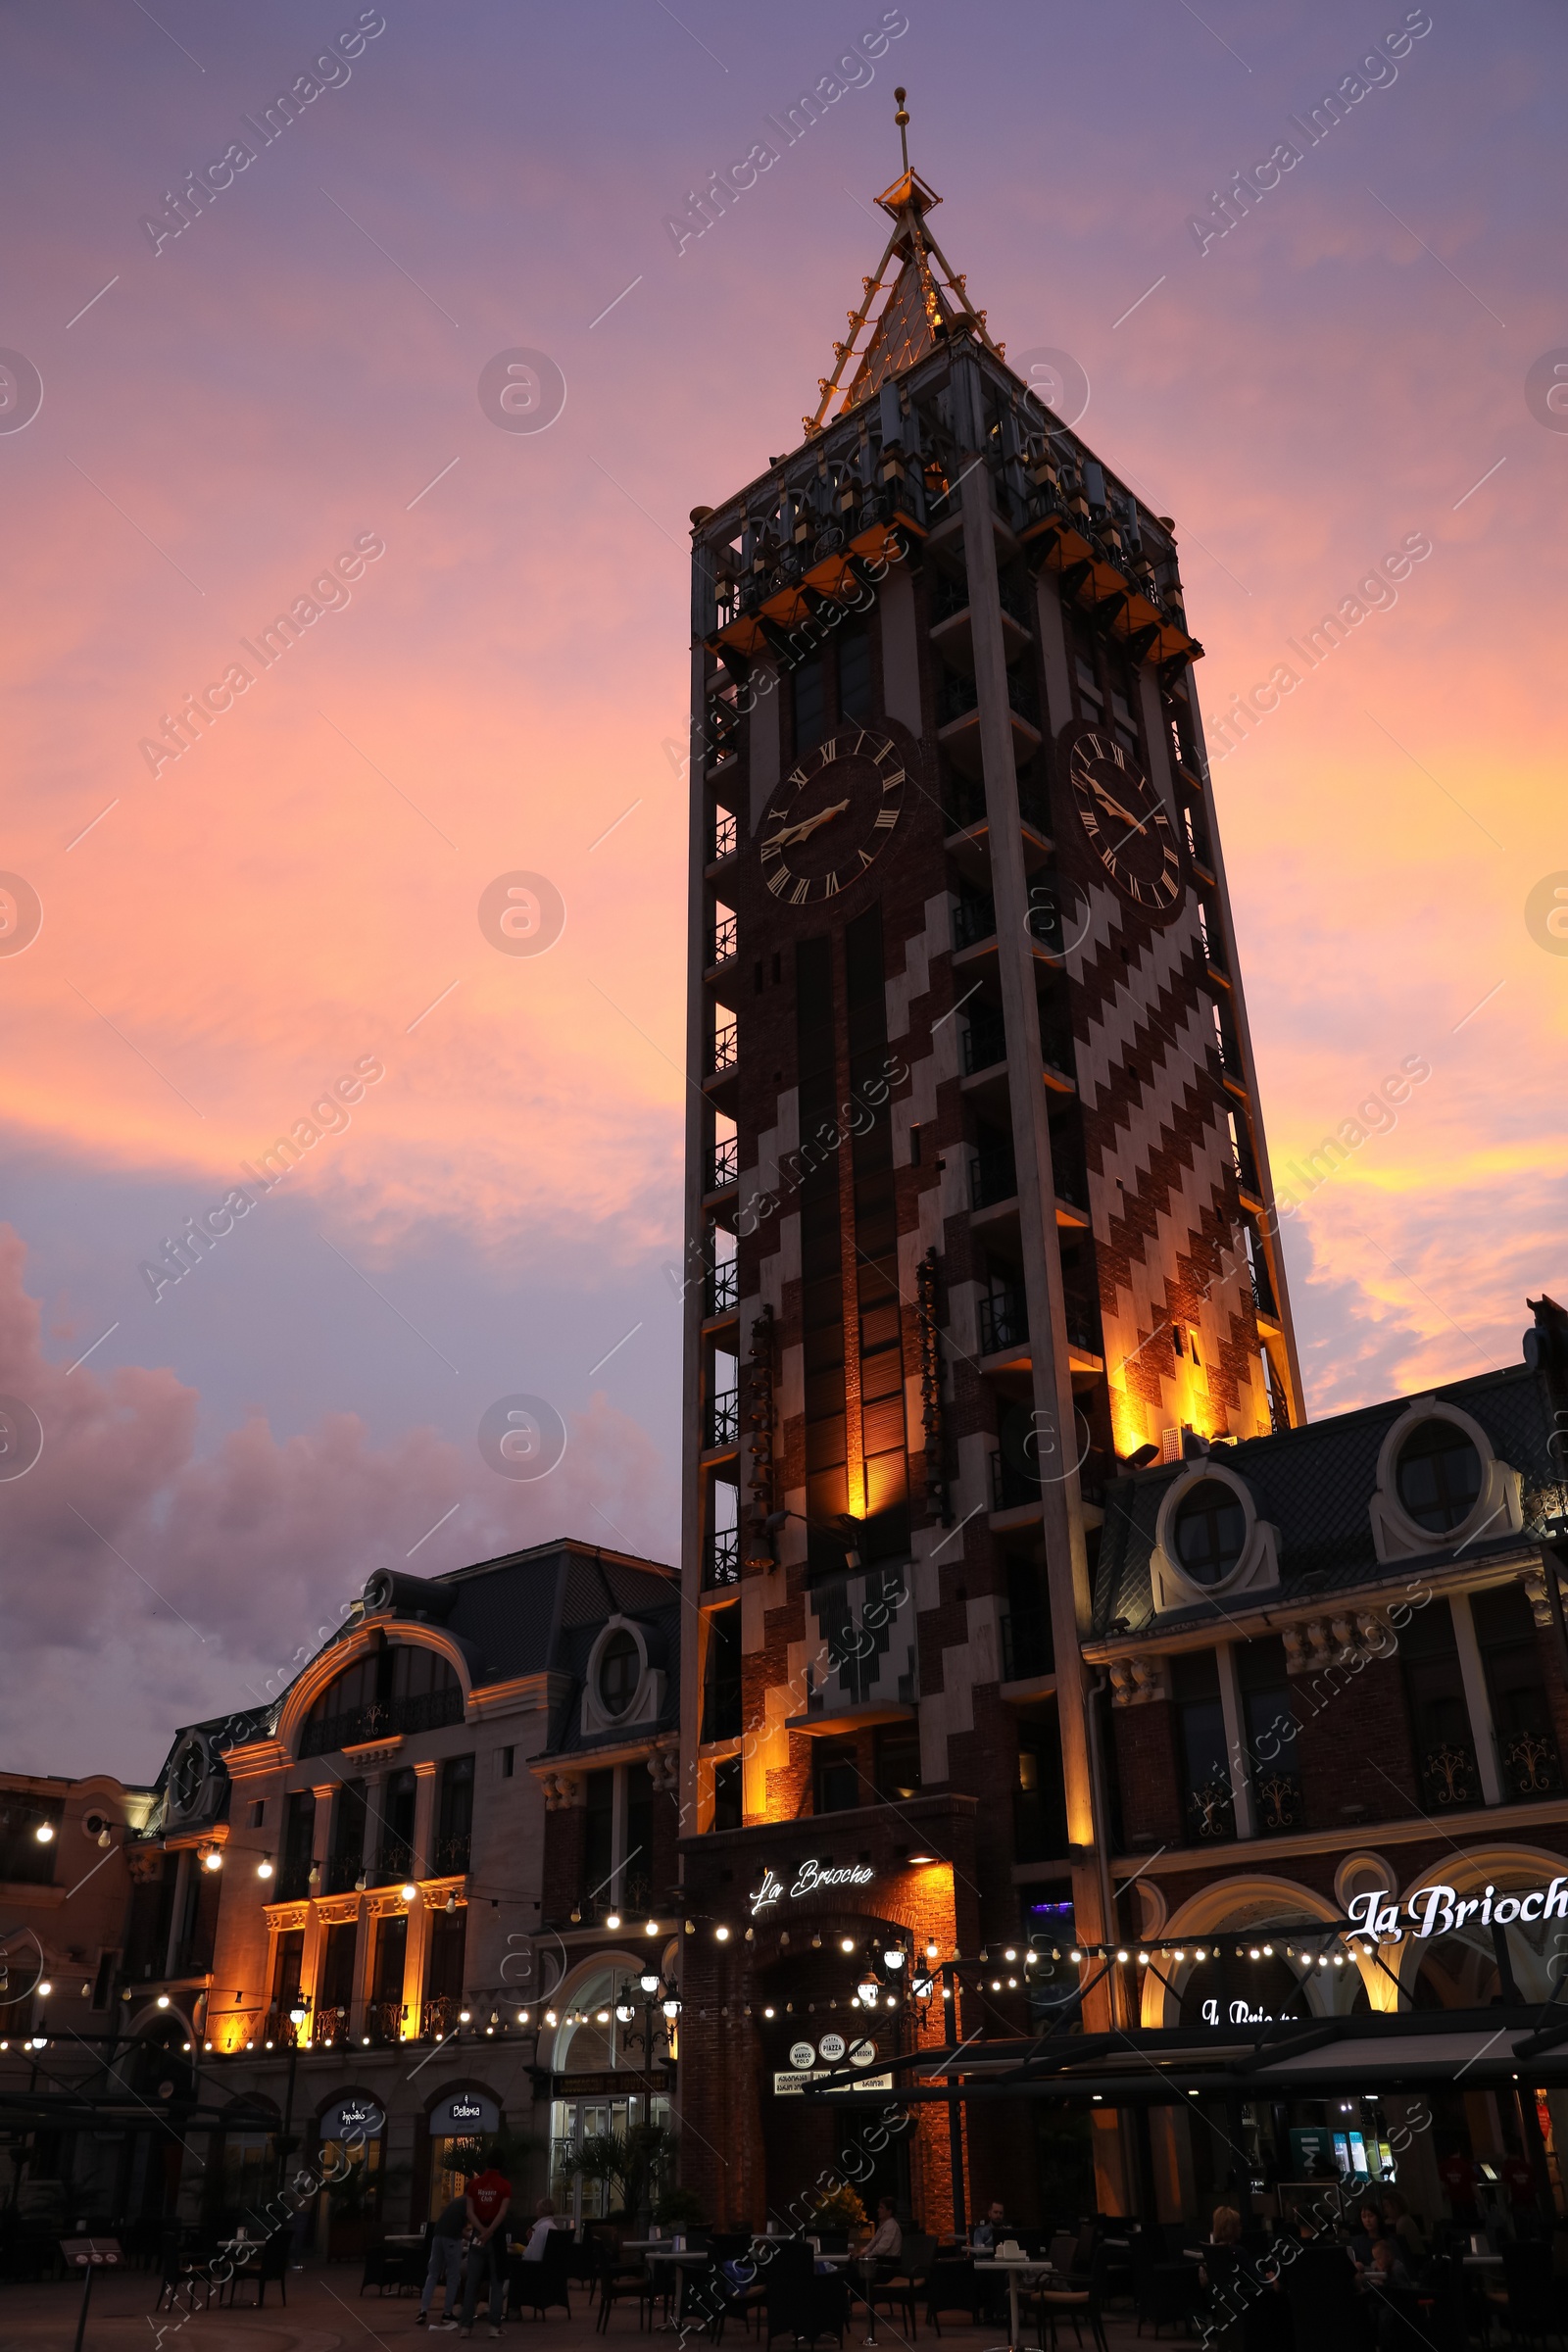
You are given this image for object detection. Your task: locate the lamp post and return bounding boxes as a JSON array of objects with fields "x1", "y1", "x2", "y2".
[{"x1": 612, "y1": 1971, "x2": 682, "y2": 2231}]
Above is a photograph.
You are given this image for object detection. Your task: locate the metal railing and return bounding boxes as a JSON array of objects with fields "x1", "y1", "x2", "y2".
[
  {"x1": 970, "y1": 1148, "x2": 1018, "y2": 1212},
  {"x1": 962, "y1": 1010, "x2": 1006, "y2": 1074},
  {"x1": 978, "y1": 1287, "x2": 1028, "y2": 1353},
  {"x1": 1001, "y1": 1608, "x2": 1054, "y2": 1681},
  {"x1": 942, "y1": 776, "x2": 987, "y2": 832},
  {"x1": 1499, "y1": 1726, "x2": 1562, "y2": 1799},
  {"x1": 710, "y1": 1020, "x2": 738, "y2": 1073},
  {"x1": 705, "y1": 1530, "x2": 741, "y2": 1588},
  {"x1": 931, "y1": 569, "x2": 970, "y2": 623},
  {"x1": 707, "y1": 1260, "x2": 738, "y2": 1316},
  {"x1": 421, "y1": 1993, "x2": 463, "y2": 2041},
  {"x1": 301, "y1": 1684, "x2": 464, "y2": 1759},
  {"x1": 277, "y1": 1855, "x2": 314, "y2": 1902},
  {"x1": 372, "y1": 1838, "x2": 416, "y2": 1886},
  {"x1": 1250, "y1": 1263, "x2": 1279, "y2": 1322},
  {"x1": 706, "y1": 1391, "x2": 739, "y2": 1448},
  {"x1": 710, "y1": 810, "x2": 738, "y2": 861},
  {"x1": 1419, "y1": 1741, "x2": 1483, "y2": 1810},
  {"x1": 325, "y1": 1850, "x2": 364, "y2": 1895},
  {"x1": 431, "y1": 1831, "x2": 471, "y2": 1876},
  {"x1": 312, "y1": 2004, "x2": 350, "y2": 2048},
  {"x1": 710, "y1": 913, "x2": 737, "y2": 965},
  {"x1": 365, "y1": 1999, "x2": 408, "y2": 2047},
  {"x1": 991, "y1": 1448, "x2": 1040, "y2": 1514},
  {"x1": 708, "y1": 1137, "x2": 739, "y2": 1191},
  {"x1": 954, "y1": 893, "x2": 997, "y2": 951},
  {"x1": 1252, "y1": 1771, "x2": 1304, "y2": 1834},
  {"x1": 260, "y1": 2009, "x2": 305, "y2": 2049},
  {"x1": 1186, "y1": 1777, "x2": 1237, "y2": 1842}
]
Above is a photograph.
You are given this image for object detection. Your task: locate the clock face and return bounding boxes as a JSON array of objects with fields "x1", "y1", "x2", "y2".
[
  {"x1": 758, "y1": 726, "x2": 906, "y2": 905},
  {"x1": 1066, "y1": 729, "x2": 1183, "y2": 912}
]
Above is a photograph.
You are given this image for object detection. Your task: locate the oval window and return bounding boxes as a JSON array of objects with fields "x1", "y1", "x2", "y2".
[
  {"x1": 598, "y1": 1628, "x2": 641, "y2": 1716},
  {"x1": 1395, "y1": 1418, "x2": 1483, "y2": 1535},
  {"x1": 1172, "y1": 1479, "x2": 1248, "y2": 1587}
]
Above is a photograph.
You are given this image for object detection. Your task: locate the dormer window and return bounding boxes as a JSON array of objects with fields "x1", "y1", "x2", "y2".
[
  {"x1": 1171, "y1": 1480, "x2": 1247, "y2": 1587},
  {"x1": 1395, "y1": 1417, "x2": 1483, "y2": 1535},
  {"x1": 599, "y1": 1630, "x2": 641, "y2": 1719}
]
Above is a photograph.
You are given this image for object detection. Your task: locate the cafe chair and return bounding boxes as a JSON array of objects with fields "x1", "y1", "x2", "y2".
[
  {"x1": 224, "y1": 2230, "x2": 291, "y2": 2309},
  {"x1": 1131, "y1": 2229, "x2": 1200, "y2": 2339},
  {"x1": 925, "y1": 2251, "x2": 983, "y2": 2334},
  {"x1": 861, "y1": 2236, "x2": 932, "y2": 2341},
  {"x1": 592, "y1": 2240, "x2": 654, "y2": 2333},
  {"x1": 1027, "y1": 2246, "x2": 1110, "y2": 2352},
  {"x1": 511, "y1": 2230, "x2": 574, "y2": 2323},
  {"x1": 153, "y1": 2233, "x2": 220, "y2": 2315},
  {"x1": 763, "y1": 2238, "x2": 849, "y2": 2349}
]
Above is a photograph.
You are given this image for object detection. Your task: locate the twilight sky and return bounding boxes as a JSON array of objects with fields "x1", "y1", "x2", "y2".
[{"x1": 1, "y1": 0, "x2": 1564, "y2": 1780}]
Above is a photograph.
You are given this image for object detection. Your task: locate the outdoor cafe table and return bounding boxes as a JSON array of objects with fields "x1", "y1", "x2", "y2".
[
  {"x1": 621, "y1": 2243, "x2": 710, "y2": 2328},
  {"x1": 973, "y1": 2254, "x2": 1059, "y2": 2349}
]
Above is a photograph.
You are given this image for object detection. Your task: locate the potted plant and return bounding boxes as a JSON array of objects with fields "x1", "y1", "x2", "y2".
[
  {"x1": 654, "y1": 2186, "x2": 707, "y2": 2234},
  {"x1": 808, "y1": 2182, "x2": 868, "y2": 2238}
]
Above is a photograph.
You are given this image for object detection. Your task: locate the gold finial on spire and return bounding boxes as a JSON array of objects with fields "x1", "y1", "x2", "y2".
[{"x1": 894, "y1": 85, "x2": 910, "y2": 175}]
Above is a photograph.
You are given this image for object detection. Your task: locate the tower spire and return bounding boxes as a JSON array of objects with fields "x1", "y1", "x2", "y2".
[{"x1": 804, "y1": 84, "x2": 1004, "y2": 436}]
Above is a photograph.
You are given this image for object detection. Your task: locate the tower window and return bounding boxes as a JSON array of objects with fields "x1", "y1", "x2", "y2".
[
  {"x1": 711, "y1": 1756, "x2": 743, "y2": 1833},
  {"x1": 793, "y1": 656, "x2": 826, "y2": 754},
  {"x1": 838, "y1": 622, "x2": 872, "y2": 721}
]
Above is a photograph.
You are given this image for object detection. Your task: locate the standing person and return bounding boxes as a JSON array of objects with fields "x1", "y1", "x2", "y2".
[
  {"x1": 418, "y1": 2193, "x2": 470, "y2": 2329},
  {"x1": 459, "y1": 2154, "x2": 513, "y2": 2339}
]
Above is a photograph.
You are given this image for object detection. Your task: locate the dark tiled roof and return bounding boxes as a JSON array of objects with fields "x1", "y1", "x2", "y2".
[
  {"x1": 1092, "y1": 1361, "x2": 1558, "y2": 1638},
  {"x1": 143, "y1": 1537, "x2": 679, "y2": 1799}
]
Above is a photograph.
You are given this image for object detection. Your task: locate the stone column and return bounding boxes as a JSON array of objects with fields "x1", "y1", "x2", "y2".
[{"x1": 403, "y1": 1761, "x2": 440, "y2": 2035}]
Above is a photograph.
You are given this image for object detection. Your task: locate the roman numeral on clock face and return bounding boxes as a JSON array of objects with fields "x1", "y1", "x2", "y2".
[
  {"x1": 790, "y1": 877, "x2": 810, "y2": 905},
  {"x1": 881, "y1": 769, "x2": 905, "y2": 791},
  {"x1": 818, "y1": 739, "x2": 837, "y2": 761},
  {"x1": 873, "y1": 808, "x2": 898, "y2": 830},
  {"x1": 824, "y1": 872, "x2": 840, "y2": 895},
  {"x1": 767, "y1": 869, "x2": 790, "y2": 898}
]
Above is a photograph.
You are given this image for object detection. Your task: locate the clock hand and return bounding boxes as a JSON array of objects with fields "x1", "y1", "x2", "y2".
[
  {"x1": 761, "y1": 798, "x2": 850, "y2": 850},
  {"x1": 1087, "y1": 774, "x2": 1147, "y2": 833}
]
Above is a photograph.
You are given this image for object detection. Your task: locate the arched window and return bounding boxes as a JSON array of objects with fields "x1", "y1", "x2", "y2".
[
  {"x1": 300, "y1": 1642, "x2": 463, "y2": 1757},
  {"x1": 1172, "y1": 1480, "x2": 1248, "y2": 1586},
  {"x1": 1395, "y1": 1418, "x2": 1483, "y2": 1535}
]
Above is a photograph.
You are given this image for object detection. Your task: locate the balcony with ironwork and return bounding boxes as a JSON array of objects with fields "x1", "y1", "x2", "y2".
[
  {"x1": 709, "y1": 1019, "x2": 738, "y2": 1077},
  {"x1": 430, "y1": 1831, "x2": 471, "y2": 1877},
  {"x1": 704, "y1": 1390, "x2": 739, "y2": 1452},
  {"x1": 370, "y1": 1837, "x2": 415, "y2": 1887},
  {"x1": 1001, "y1": 1607, "x2": 1054, "y2": 1684},
  {"x1": 706, "y1": 1137, "x2": 739, "y2": 1196},
  {"x1": 1251, "y1": 1769, "x2": 1305, "y2": 1834},
  {"x1": 312, "y1": 2004, "x2": 350, "y2": 2049},
  {"x1": 991, "y1": 1447, "x2": 1041, "y2": 1516},
  {"x1": 704, "y1": 1529, "x2": 741, "y2": 1589},
  {"x1": 953, "y1": 891, "x2": 998, "y2": 952},
  {"x1": 705, "y1": 1259, "x2": 738, "y2": 1321},
  {"x1": 961, "y1": 1005, "x2": 1007, "y2": 1075},
  {"x1": 708, "y1": 912, "x2": 737, "y2": 968},
  {"x1": 325, "y1": 1849, "x2": 364, "y2": 1895},
  {"x1": 1418, "y1": 1741, "x2": 1484, "y2": 1812},
  {"x1": 708, "y1": 808, "x2": 738, "y2": 865},
  {"x1": 300, "y1": 1684, "x2": 465, "y2": 1760},
  {"x1": 1185, "y1": 1776, "x2": 1237, "y2": 1843},
  {"x1": 365, "y1": 1998, "x2": 408, "y2": 2047},
  {"x1": 276, "y1": 1854, "x2": 314, "y2": 1902},
  {"x1": 421, "y1": 1993, "x2": 463, "y2": 2041},
  {"x1": 977, "y1": 1285, "x2": 1028, "y2": 1357},
  {"x1": 260, "y1": 2008, "x2": 306, "y2": 2049},
  {"x1": 970, "y1": 1147, "x2": 1018, "y2": 1214},
  {"x1": 1499, "y1": 1726, "x2": 1562, "y2": 1800}
]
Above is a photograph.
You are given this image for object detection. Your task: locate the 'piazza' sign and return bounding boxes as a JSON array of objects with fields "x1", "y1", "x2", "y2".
[
  {"x1": 750, "y1": 1858, "x2": 876, "y2": 1916},
  {"x1": 1348, "y1": 1877, "x2": 1568, "y2": 1941}
]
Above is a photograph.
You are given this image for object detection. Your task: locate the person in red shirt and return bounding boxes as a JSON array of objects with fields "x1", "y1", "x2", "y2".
[{"x1": 460, "y1": 2162, "x2": 513, "y2": 2336}]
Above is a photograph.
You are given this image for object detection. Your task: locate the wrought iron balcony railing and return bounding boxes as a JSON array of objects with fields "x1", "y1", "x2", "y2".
[
  {"x1": 1252, "y1": 1770, "x2": 1304, "y2": 1834},
  {"x1": 953, "y1": 893, "x2": 997, "y2": 951},
  {"x1": 931, "y1": 568, "x2": 969, "y2": 623},
  {"x1": 260, "y1": 2008, "x2": 306, "y2": 2049},
  {"x1": 706, "y1": 1391, "x2": 739, "y2": 1449},
  {"x1": 372, "y1": 1838, "x2": 416, "y2": 1887},
  {"x1": 704, "y1": 1529, "x2": 741, "y2": 1588},
  {"x1": 326, "y1": 1849, "x2": 364, "y2": 1895},
  {"x1": 1186, "y1": 1776, "x2": 1237, "y2": 1843},
  {"x1": 977, "y1": 1287, "x2": 1028, "y2": 1354},
  {"x1": 312, "y1": 2004, "x2": 350, "y2": 2048},
  {"x1": 991, "y1": 1447, "x2": 1040, "y2": 1514},
  {"x1": 1499, "y1": 1726, "x2": 1562, "y2": 1799},
  {"x1": 970, "y1": 1148, "x2": 1018, "y2": 1213},
  {"x1": 710, "y1": 809, "x2": 738, "y2": 862},
  {"x1": 421, "y1": 1993, "x2": 463, "y2": 2041},
  {"x1": 431, "y1": 1831, "x2": 471, "y2": 1877},
  {"x1": 1419, "y1": 1741, "x2": 1483, "y2": 1811},
  {"x1": 936, "y1": 669, "x2": 980, "y2": 727},
  {"x1": 1001, "y1": 1607, "x2": 1054, "y2": 1682},
  {"x1": 962, "y1": 1011, "x2": 1006, "y2": 1074},
  {"x1": 301, "y1": 1684, "x2": 465, "y2": 1759},
  {"x1": 277, "y1": 1854, "x2": 315, "y2": 1902},
  {"x1": 710, "y1": 1020, "x2": 738, "y2": 1074},
  {"x1": 366, "y1": 1998, "x2": 408, "y2": 2046},
  {"x1": 706, "y1": 1260, "x2": 738, "y2": 1316},
  {"x1": 708, "y1": 1138, "x2": 739, "y2": 1192},
  {"x1": 710, "y1": 913, "x2": 737, "y2": 965}
]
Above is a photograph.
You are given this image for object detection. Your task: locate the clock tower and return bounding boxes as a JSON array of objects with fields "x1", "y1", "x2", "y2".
[{"x1": 675, "y1": 100, "x2": 1305, "y2": 2225}]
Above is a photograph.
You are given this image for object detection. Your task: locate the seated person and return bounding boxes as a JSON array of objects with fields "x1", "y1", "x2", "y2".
[
  {"x1": 1348, "y1": 2200, "x2": 1387, "y2": 2271},
  {"x1": 861, "y1": 2197, "x2": 904, "y2": 2263},
  {"x1": 519, "y1": 2196, "x2": 566, "y2": 2262},
  {"x1": 1200, "y1": 2206, "x2": 1243, "y2": 2291},
  {"x1": 1378, "y1": 2192, "x2": 1426, "y2": 2266},
  {"x1": 971, "y1": 2201, "x2": 1013, "y2": 2252}
]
